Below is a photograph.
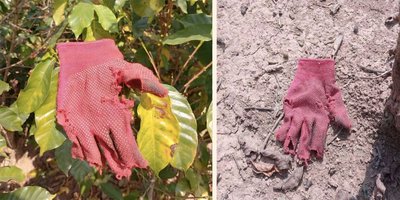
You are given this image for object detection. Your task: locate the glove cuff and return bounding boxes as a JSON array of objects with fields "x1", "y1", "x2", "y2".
[
  {"x1": 57, "y1": 39, "x2": 123, "y2": 77},
  {"x1": 296, "y1": 58, "x2": 335, "y2": 80}
]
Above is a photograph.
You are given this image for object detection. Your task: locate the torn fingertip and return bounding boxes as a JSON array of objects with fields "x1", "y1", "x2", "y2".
[
  {"x1": 298, "y1": 156, "x2": 310, "y2": 166},
  {"x1": 115, "y1": 169, "x2": 131, "y2": 180},
  {"x1": 120, "y1": 96, "x2": 134, "y2": 108}
]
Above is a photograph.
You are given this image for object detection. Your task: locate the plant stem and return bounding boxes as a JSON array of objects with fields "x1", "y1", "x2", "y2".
[
  {"x1": 148, "y1": 176, "x2": 155, "y2": 200},
  {"x1": 182, "y1": 61, "x2": 212, "y2": 93},
  {"x1": 2, "y1": 0, "x2": 23, "y2": 105},
  {"x1": 173, "y1": 41, "x2": 204, "y2": 86},
  {"x1": 139, "y1": 38, "x2": 161, "y2": 80},
  {"x1": 0, "y1": 127, "x2": 13, "y2": 149}
]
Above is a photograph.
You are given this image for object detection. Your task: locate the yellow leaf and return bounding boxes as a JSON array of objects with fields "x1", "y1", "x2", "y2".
[{"x1": 137, "y1": 93, "x2": 180, "y2": 175}]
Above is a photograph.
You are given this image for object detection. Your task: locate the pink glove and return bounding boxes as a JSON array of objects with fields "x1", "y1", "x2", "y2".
[
  {"x1": 275, "y1": 59, "x2": 351, "y2": 162},
  {"x1": 56, "y1": 39, "x2": 168, "y2": 179}
]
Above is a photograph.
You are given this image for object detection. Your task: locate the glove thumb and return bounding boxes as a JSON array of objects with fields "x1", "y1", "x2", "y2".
[
  {"x1": 327, "y1": 85, "x2": 352, "y2": 130},
  {"x1": 120, "y1": 63, "x2": 168, "y2": 97}
]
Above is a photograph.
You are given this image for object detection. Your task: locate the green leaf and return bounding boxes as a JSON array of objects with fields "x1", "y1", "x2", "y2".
[
  {"x1": 194, "y1": 185, "x2": 209, "y2": 199},
  {"x1": 55, "y1": 140, "x2": 92, "y2": 182},
  {"x1": 99, "y1": 182, "x2": 123, "y2": 200},
  {"x1": 84, "y1": 25, "x2": 96, "y2": 41},
  {"x1": 178, "y1": 14, "x2": 211, "y2": 28},
  {"x1": 0, "y1": 186, "x2": 55, "y2": 200},
  {"x1": 0, "y1": 134, "x2": 6, "y2": 157},
  {"x1": 0, "y1": 80, "x2": 10, "y2": 95},
  {"x1": 70, "y1": 159, "x2": 92, "y2": 183},
  {"x1": 176, "y1": 0, "x2": 187, "y2": 13},
  {"x1": 164, "y1": 85, "x2": 198, "y2": 171},
  {"x1": 94, "y1": 5, "x2": 117, "y2": 32},
  {"x1": 137, "y1": 93, "x2": 180, "y2": 176},
  {"x1": 16, "y1": 58, "x2": 55, "y2": 114},
  {"x1": 185, "y1": 168, "x2": 200, "y2": 191},
  {"x1": 165, "y1": 14, "x2": 212, "y2": 45},
  {"x1": 163, "y1": 24, "x2": 212, "y2": 45},
  {"x1": 34, "y1": 68, "x2": 65, "y2": 155},
  {"x1": 47, "y1": 20, "x2": 68, "y2": 49},
  {"x1": 175, "y1": 178, "x2": 191, "y2": 197},
  {"x1": 55, "y1": 140, "x2": 73, "y2": 175},
  {"x1": 132, "y1": 16, "x2": 149, "y2": 37},
  {"x1": 0, "y1": 0, "x2": 10, "y2": 13},
  {"x1": 9, "y1": 103, "x2": 29, "y2": 125},
  {"x1": 124, "y1": 191, "x2": 140, "y2": 200},
  {"x1": 206, "y1": 101, "x2": 212, "y2": 139},
  {"x1": 84, "y1": 20, "x2": 113, "y2": 41},
  {"x1": 0, "y1": 106, "x2": 22, "y2": 131},
  {"x1": 0, "y1": 166, "x2": 25, "y2": 183},
  {"x1": 159, "y1": 164, "x2": 178, "y2": 179},
  {"x1": 52, "y1": 0, "x2": 67, "y2": 26},
  {"x1": 68, "y1": 2, "x2": 95, "y2": 38},
  {"x1": 130, "y1": 0, "x2": 165, "y2": 17},
  {"x1": 114, "y1": 0, "x2": 127, "y2": 10}
]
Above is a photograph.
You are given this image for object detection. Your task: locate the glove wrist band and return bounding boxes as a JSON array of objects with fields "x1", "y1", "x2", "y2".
[
  {"x1": 296, "y1": 58, "x2": 335, "y2": 79},
  {"x1": 57, "y1": 39, "x2": 123, "y2": 70}
]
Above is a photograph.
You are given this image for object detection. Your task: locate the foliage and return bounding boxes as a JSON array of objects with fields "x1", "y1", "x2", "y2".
[
  {"x1": 0, "y1": 166, "x2": 25, "y2": 183},
  {"x1": 0, "y1": 0, "x2": 212, "y2": 199},
  {"x1": 0, "y1": 186, "x2": 55, "y2": 200},
  {"x1": 137, "y1": 92, "x2": 180, "y2": 176}
]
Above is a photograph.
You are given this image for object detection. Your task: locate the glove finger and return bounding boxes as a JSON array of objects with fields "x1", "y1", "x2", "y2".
[
  {"x1": 64, "y1": 129, "x2": 84, "y2": 160},
  {"x1": 73, "y1": 125, "x2": 103, "y2": 168},
  {"x1": 109, "y1": 110, "x2": 148, "y2": 169},
  {"x1": 282, "y1": 116, "x2": 302, "y2": 155},
  {"x1": 91, "y1": 118, "x2": 142, "y2": 179},
  {"x1": 297, "y1": 119, "x2": 313, "y2": 162},
  {"x1": 328, "y1": 86, "x2": 352, "y2": 129},
  {"x1": 121, "y1": 63, "x2": 168, "y2": 97},
  {"x1": 102, "y1": 147, "x2": 132, "y2": 180},
  {"x1": 310, "y1": 118, "x2": 329, "y2": 158},
  {"x1": 94, "y1": 132, "x2": 132, "y2": 180},
  {"x1": 92, "y1": 125, "x2": 123, "y2": 171},
  {"x1": 275, "y1": 114, "x2": 292, "y2": 142}
]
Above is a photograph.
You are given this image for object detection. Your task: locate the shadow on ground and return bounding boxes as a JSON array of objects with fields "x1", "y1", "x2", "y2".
[{"x1": 357, "y1": 109, "x2": 400, "y2": 200}]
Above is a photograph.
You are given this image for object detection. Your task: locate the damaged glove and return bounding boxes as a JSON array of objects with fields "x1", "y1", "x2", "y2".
[
  {"x1": 275, "y1": 59, "x2": 351, "y2": 162},
  {"x1": 56, "y1": 39, "x2": 168, "y2": 179}
]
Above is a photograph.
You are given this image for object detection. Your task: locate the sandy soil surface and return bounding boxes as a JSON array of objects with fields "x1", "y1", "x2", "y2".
[{"x1": 216, "y1": 0, "x2": 400, "y2": 199}]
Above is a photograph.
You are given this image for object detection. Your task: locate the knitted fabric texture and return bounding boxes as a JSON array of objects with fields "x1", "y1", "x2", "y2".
[
  {"x1": 275, "y1": 58, "x2": 351, "y2": 162},
  {"x1": 56, "y1": 39, "x2": 167, "y2": 179}
]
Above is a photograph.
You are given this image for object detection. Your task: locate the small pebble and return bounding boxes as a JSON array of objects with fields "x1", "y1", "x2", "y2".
[
  {"x1": 353, "y1": 24, "x2": 359, "y2": 34},
  {"x1": 303, "y1": 178, "x2": 313, "y2": 190}
]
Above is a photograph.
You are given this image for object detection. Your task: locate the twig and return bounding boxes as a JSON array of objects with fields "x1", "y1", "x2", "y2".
[
  {"x1": 233, "y1": 157, "x2": 245, "y2": 181},
  {"x1": 263, "y1": 113, "x2": 284, "y2": 149},
  {"x1": 182, "y1": 61, "x2": 212, "y2": 93},
  {"x1": 0, "y1": 126, "x2": 13, "y2": 149},
  {"x1": 153, "y1": 187, "x2": 209, "y2": 199},
  {"x1": 0, "y1": 64, "x2": 33, "y2": 72},
  {"x1": 2, "y1": 0, "x2": 23, "y2": 104},
  {"x1": 357, "y1": 70, "x2": 391, "y2": 79},
  {"x1": 359, "y1": 65, "x2": 384, "y2": 74},
  {"x1": 327, "y1": 127, "x2": 344, "y2": 146},
  {"x1": 342, "y1": 79, "x2": 352, "y2": 88},
  {"x1": 139, "y1": 38, "x2": 161, "y2": 80},
  {"x1": 148, "y1": 176, "x2": 155, "y2": 200},
  {"x1": 332, "y1": 34, "x2": 343, "y2": 57},
  {"x1": 7, "y1": 21, "x2": 32, "y2": 33},
  {"x1": 244, "y1": 107, "x2": 273, "y2": 112},
  {"x1": 173, "y1": 41, "x2": 204, "y2": 85},
  {"x1": 141, "y1": 175, "x2": 156, "y2": 200},
  {"x1": 0, "y1": 10, "x2": 69, "y2": 74}
]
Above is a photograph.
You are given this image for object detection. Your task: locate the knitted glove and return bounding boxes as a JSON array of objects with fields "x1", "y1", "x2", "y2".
[
  {"x1": 275, "y1": 59, "x2": 351, "y2": 162},
  {"x1": 56, "y1": 39, "x2": 167, "y2": 179}
]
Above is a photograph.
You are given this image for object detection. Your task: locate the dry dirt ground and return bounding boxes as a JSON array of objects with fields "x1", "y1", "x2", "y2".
[{"x1": 216, "y1": 0, "x2": 400, "y2": 199}]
